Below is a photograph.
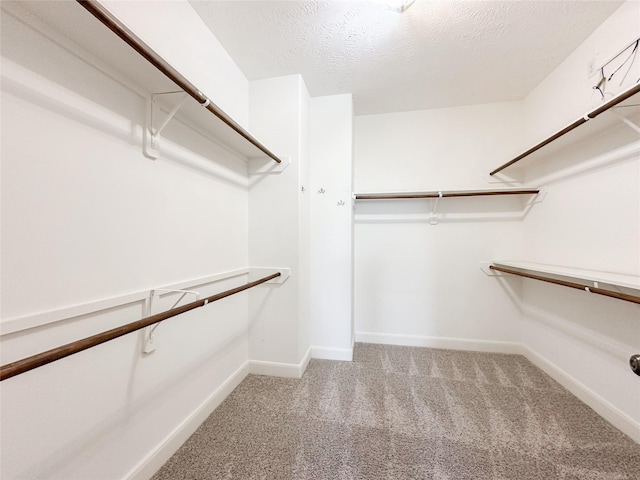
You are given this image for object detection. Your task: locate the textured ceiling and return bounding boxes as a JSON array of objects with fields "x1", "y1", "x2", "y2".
[{"x1": 190, "y1": 0, "x2": 622, "y2": 115}]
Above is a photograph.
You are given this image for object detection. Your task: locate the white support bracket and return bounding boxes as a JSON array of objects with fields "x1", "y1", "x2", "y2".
[
  {"x1": 142, "y1": 288, "x2": 200, "y2": 353},
  {"x1": 611, "y1": 109, "x2": 640, "y2": 135},
  {"x1": 248, "y1": 155, "x2": 290, "y2": 175},
  {"x1": 428, "y1": 191, "x2": 443, "y2": 225},
  {"x1": 249, "y1": 267, "x2": 290, "y2": 284},
  {"x1": 144, "y1": 91, "x2": 189, "y2": 159}
]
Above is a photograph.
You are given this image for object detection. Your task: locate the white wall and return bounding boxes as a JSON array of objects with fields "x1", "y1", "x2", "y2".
[
  {"x1": 309, "y1": 94, "x2": 354, "y2": 360},
  {"x1": 0, "y1": 1, "x2": 261, "y2": 478},
  {"x1": 353, "y1": 102, "x2": 526, "y2": 351},
  {"x1": 517, "y1": 1, "x2": 640, "y2": 440},
  {"x1": 248, "y1": 74, "x2": 311, "y2": 371}
]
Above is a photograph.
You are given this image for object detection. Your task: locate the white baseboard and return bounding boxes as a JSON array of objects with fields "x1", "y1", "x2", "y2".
[
  {"x1": 126, "y1": 362, "x2": 250, "y2": 480},
  {"x1": 248, "y1": 346, "x2": 312, "y2": 379},
  {"x1": 311, "y1": 345, "x2": 353, "y2": 361},
  {"x1": 355, "y1": 331, "x2": 522, "y2": 354},
  {"x1": 520, "y1": 344, "x2": 640, "y2": 444}
]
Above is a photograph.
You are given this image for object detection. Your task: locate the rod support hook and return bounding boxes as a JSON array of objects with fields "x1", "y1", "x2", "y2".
[{"x1": 429, "y1": 191, "x2": 443, "y2": 225}]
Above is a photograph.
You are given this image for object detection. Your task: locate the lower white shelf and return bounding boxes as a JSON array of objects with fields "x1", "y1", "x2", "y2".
[
  {"x1": 487, "y1": 260, "x2": 640, "y2": 291},
  {"x1": 1, "y1": 267, "x2": 290, "y2": 336},
  {"x1": 482, "y1": 260, "x2": 640, "y2": 305}
]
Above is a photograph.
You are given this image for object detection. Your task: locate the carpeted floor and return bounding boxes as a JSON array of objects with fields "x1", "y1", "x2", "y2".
[{"x1": 152, "y1": 343, "x2": 640, "y2": 479}]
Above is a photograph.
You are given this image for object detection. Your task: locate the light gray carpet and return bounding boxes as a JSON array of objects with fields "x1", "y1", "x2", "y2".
[{"x1": 152, "y1": 343, "x2": 640, "y2": 479}]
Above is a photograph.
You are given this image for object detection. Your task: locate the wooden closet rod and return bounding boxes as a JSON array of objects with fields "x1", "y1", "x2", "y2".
[
  {"x1": 355, "y1": 189, "x2": 539, "y2": 200},
  {"x1": 76, "y1": 0, "x2": 282, "y2": 164},
  {"x1": 490, "y1": 83, "x2": 640, "y2": 176},
  {"x1": 490, "y1": 265, "x2": 640, "y2": 305},
  {"x1": 0, "y1": 272, "x2": 281, "y2": 382}
]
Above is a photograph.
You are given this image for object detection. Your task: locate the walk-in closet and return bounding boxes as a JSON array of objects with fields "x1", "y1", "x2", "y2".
[{"x1": 1, "y1": 1, "x2": 639, "y2": 478}]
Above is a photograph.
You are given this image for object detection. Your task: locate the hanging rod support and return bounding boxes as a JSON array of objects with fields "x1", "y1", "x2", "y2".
[
  {"x1": 143, "y1": 288, "x2": 201, "y2": 353},
  {"x1": 151, "y1": 92, "x2": 189, "y2": 139},
  {"x1": 429, "y1": 191, "x2": 443, "y2": 225}
]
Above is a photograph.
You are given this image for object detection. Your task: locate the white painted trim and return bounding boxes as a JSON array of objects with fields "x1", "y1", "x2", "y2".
[
  {"x1": 300, "y1": 346, "x2": 312, "y2": 375},
  {"x1": 248, "y1": 346, "x2": 312, "y2": 379},
  {"x1": 311, "y1": 346, "x2": 353, "y2": 361},
  {"x1": 125, "y1": 362, "x2": 250, "y2": 480},
  {"x1": 355, "y1": 331, "x2": 522, "y2": 354},
  {"x1": 520, "y1": 344, "x2": 640, "y2": 444}
]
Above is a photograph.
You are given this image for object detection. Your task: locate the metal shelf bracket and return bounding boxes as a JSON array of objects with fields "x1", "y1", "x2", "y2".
[
  {"x1": 144, "y1": 91, "x2": 189, "y2": 159},
  {"x1": 142, "y1": 288, "x2": 200, "y2": 353}
]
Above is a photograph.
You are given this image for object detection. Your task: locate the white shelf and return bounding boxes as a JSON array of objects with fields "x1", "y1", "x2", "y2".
[
  {"x1": 353, "y1": 187, "x2": 540, "y2": 200},
  {"x1": 489, "y1": 84, "x2": 640, "y2": 179},
  {"x1": 490, "y1": 260, "x2": 640, "y2": 291},
  {"x1": 8, "y1": 1, "x2": 281, "y2": 163}
]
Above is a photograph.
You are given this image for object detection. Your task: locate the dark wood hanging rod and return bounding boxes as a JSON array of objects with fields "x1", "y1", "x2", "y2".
[
  {"x1": 76, "y1": 0, "x2": 282, "y2": 164},
  {"x1": 490, "y1": 265, "x2": 640, "y2": 305},
  {"x1": 354, "y1": 189, "x2": 539, "y2": 200},
  {"x1": 0, "y1": 272, "x2": 281, "y2": 382},
  {"x1": 490, "y1": 83, "x2": 640, "y2": 176}
]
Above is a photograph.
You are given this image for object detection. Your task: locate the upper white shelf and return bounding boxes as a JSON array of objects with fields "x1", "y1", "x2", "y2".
[
  {"x1": 489, "y1": 83, "x2": 640, "y2": 178},
  {"x1": 12, "y1": 1, "x2": 282, "y2": 164},
  {"x1": 354, "y1": 187, "x2": 540, "y2": 200},
  {"x1": 491, "y1": 260, "x2": 640, "y2": 291}
]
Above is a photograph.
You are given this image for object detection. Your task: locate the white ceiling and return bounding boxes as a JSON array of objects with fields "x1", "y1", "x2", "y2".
[{"x1": 190, "y1": 0, "x2": 622, "y2": 115}]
